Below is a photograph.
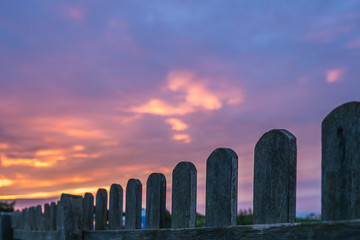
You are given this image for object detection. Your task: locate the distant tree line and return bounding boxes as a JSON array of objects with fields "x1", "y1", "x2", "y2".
[{"x1": 0, "y1": 201, "x2": 15, "y2": 212}]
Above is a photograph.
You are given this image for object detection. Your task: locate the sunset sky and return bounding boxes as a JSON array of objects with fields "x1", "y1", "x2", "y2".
[{"x1": 1, "y1": 1, "x2": 360, "y2": 214}]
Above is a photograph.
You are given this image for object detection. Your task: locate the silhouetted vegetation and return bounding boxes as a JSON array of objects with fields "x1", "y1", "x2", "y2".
[
  {"x1": 237, "y1": 208, "x2": 253, "y2": 225},
  {"x1": 0, "y1": 201, "x2": 15, "y2": 212}
]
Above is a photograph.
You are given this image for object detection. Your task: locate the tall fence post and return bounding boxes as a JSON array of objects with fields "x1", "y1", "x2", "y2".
[
  {"x1": 322, "y1": 101, "x2": 360, "y2": 220},
  {"x1": 44, "y1": 203, "x2": 51, "y2": 231},
  {"x1": 83, "y1": 193, "x2": 94, "y2": 231},
  {"x1": 109, "y1": 184, "x2": 123, "y2": 230},
  {"x1": 146, "y1": 173, "x2": 166, "y2": 229},
  {"x1": 60, "y1": 194, "x2": 83, "y2": 240},
  {"x1": 253, "y1": 129, "x2": 297, "y2": 224},
  {"x1": 172, "y1": 161, "x2": 197, "y2": 228},
  {"x1": 95, "y1": 188, "x2": 108, "y2": 230},
  {"x1": 125, "y1": 179, "x2": 142, "y2": 229},
  {"x1": 35, "y1": 205, "x2": 43, "y2": 230},
  {"x1": 206, "y1": 148, "x2": 238, "y2": 227}
]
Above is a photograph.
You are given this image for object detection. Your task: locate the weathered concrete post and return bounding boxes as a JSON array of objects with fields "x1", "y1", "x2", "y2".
[
  {"x1": 146, "y1": 173, "x2": 166, "y2": 229},
  {"x1": 322, "y1": 101, "x2": 360, "y2": 220},
  {"x1": 35, "y1": 205, "x2": 43, "y2": 230},
  {"x1": 206, "y1": 148, "x2": 238, "y2": 227},
  {"x1": 172, "y1": 162, "x2": 197, "y2": 228},
  {"x1": 253, "y1": 129, "x2": 297, "y2": 224},
  {"x1": 49, "y1": 202, "x2": 57, "y2": 230},
  {"x1": 0, "y1": 213, "x2": 12, "y2": 240},
  {"x1": 83, "y1": 193, "x2": 94, "y2": 231},
  {"x1": 44, "y1": 203, "x2": 51, "y2": 230},
  {"x1": 125, "y1": 179, "x2": 142, "y2": 229},
  {"x1": 60, "y1": 194, "x2": 83, "y2": 240},
  {"x1": 109, "y1": 184, "x2": 123, "y2": 230},
  {"x1": 95, "y1": 188, "x2": 108, "y2": 230}
]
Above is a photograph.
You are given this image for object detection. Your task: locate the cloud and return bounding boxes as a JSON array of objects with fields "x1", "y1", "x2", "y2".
[
  {"x1": 63, "y1": 5, "x2": 85, "y2": 22},
  {"x1": 326, "y1": 68, "x2": 345, "y2": 83},
  {"x1": 129, "y1": 70, "x2": 244, "y2": 116},
  {"x1": 165, "y1": 118, "x2": 188, "y2": 131},
  {"x1": 172, "y1": 134, "x2": 191, "y2": 143}
]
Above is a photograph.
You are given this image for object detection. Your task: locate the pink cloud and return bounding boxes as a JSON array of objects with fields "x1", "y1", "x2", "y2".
[
  {"x1": 63, "y1": 5, "x2": 85, "y2": 21},
  {"x1": 326, "y1": 68, "x2": 345, "y2": 83}
]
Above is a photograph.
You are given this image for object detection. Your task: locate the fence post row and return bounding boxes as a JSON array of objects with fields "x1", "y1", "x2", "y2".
[
  {"x1": 322, "y1": 101, "x2": 360, "y2": 221},
  {"x1": 253, "y1": 129, "x2": 297, "y2": 224},
  {"x1": 4, "y1": 101, "x2": 360, "y2": 239}
]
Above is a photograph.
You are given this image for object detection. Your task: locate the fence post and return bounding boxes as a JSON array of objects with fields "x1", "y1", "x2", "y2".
[
  {"x1": 95, "y1": 188, "x2": 107, "y2": 230},
  {"x1": 44, "y1": 204, "x2": 51, "y2": 230},
  {"x1": 172, "y1": 161, "x2": 197, "y2": 228},
  {"x1": 253, "y1": 129, "x2": 297, "y2": 224},
  {"x1": 206, "y1": 148, "x2": 238, "y2": 227},
  {"x1": 83, "y1": 193, "x2": 94, "y2": 231},
  {"x1": 322, "y1": 101, "x2": 360, "y2": 220},
  {"x1": 23, "y1": 208, "x2": 30, "y2": 230},
  {"x1": 50, "y1": 202, "x2": 57, "y2": 230},
  {"x1": 35, "y1": 205, "x2": 43, "y2": 230},
  {"x1": 56, "y1": 201, "x2": 63, "y2": 232},
  {"x1": 125, "y1": 179, "x2": 142, "y2": 229},
  {"x1": 60, "y1": 194, "x2": 83, "y2": 240},
  {"x1": 146, "y1": 173, "x2": 166, "y2": 229},
  {"x1": 29, "y1": 207, "x2": 36, "y2": 230},
  {"x1": 109, "y1": 184, "x2": 123, "y2": 230},
  {"x1": 0, "y1": 213, "x2": 12, "y2": 240}
]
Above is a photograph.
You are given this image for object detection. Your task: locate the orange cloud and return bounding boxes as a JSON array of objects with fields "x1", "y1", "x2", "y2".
[
  {"x1": 166, "y1": 118, "x2": 188, "y2": 131},
  {"x1": 0, "y1": 143, "x2": 9, "y2": 149},
  {"x1": 326, "y1": 68, "x2": 344, "y2": 83},
  {"x1": 128, "y1": 70, "x2": 244, "y2": 116},
  {"x1": 1, "y1": 155, "x2": 57, "y2": 168},
  {"x1": 0, "y1": 177, "x2": 13, "y2": 187},
  {"x1": 173, "y1": 134, "x2": 191, "y2": 143},
  {"x1": 73, "y1": 145, "x2": 85, "y2": 151}
]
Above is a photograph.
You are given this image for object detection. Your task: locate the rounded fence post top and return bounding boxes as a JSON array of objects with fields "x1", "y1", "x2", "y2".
[
  {"x1": 173, "y1": 161, "x2": 196, "y2": 172},
  {"x1": 322, "y1": 101, "x2": 360, "y2": 125}
]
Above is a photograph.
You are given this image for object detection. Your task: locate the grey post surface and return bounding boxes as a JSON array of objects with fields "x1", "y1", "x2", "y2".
[
  {"x1": 95, "y1": 188, "x2": 108, "y2": 230},
  {"x1": 23, "y1": 208, "x2": 30, "y2": 230},
  {"x1": 172, "y1": 161, "x2": 197, "y2": 228},
  {"x1": 60, "y1": 193, "x2": 83, "y2": 240},
  {"x1": 125, "y1": 179, "x2": 142, "y2": 229},
  {"x1": 56, "y1": 201, "x2": 63, "y2": 232},
  {"x1": 253, "y1": 129, "x2": 297, "y2": 224},
  {"x1": 322, "y1": 101, "x2": 360, "y2": 220},
  {"x1": 35, "y1": 205, "x2": 43, "y2": 230},
  {"x1": 0, "y1": 213, "x2": 12, "y2": 240},
  {"x1": 29, "y1": 207, "x2": 36, "y2": 230},
  {"x1": 206, "y1": 148, "x2": 238, "y2": 227},
  {"x1": 109, "y1": 184, "x2": 123, "y2": 230},
  {"x1": 83, "y1": 193, "x2": 94, "y2": 231},
  {"x1": 44, "y1": 203, "x2": 51, "y2": 230},
  {"x1": 49, "y1": 202, "x2": 57, "y2": 230},
  {"x1": 146, "y1": 173, "x2": 166, "y2": 229}
]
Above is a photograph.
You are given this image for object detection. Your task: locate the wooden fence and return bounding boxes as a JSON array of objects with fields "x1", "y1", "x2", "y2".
[{"x1": 1, "y1": 101, "x2": 360, "y2": 240}]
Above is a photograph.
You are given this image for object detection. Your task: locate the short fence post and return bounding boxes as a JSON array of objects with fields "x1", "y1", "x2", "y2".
[
  {"x1": 206, "y1": 148, "x2": 238, "y2": 227},
  {"x1": 83, "y1": 193, "x2": 94, "y2": 231},
  {"x1": 172, "y1": 162, "x2": 197, "y2": 228},
  {"x1": 0, "y1": 212, "x2": 12, "y2": 240},
  {"x1": 322, "y1": 101, "x2": 360, "y2": 220},
  {"x1": 253, "y1": 129, "x2": 297, "y2": 224},
  {"x1": 23, "y1": 208, "x2": 30, "y2": 230},
  {"x1": 146, "y1": 173, "x2": 166, "y2": 229},
  {"x1": 50, "y1": 202, "x2": 57, "y2": 230},
  {"x1": 35, "y1": 205, "x2": 43, "y2": 230},
  {"x1": 56, "y1": 201, "x2": 63, "y2": 232},
  {"x1": 29, "y1": 207, "x2": 36, "y2": 230},
  {"x1": 60, "y1": 193, "x2": 83, "y2": 240},
  {"x1": 109, "y1": 184, "x2": 123, "y2": 230},
  {"x1": 95, "y1": 188, "x2": 108, "y2": 230},
  {"x1": 125, "y1": 179, "x2": 142, "y2": 229},
  {"x1": 44, "y1": 203, "x2": 51, "y2": 231}
]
